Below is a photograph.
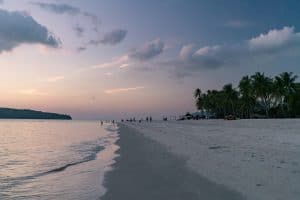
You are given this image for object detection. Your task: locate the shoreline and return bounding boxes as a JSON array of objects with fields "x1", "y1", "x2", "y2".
[
  {"x1": 121, "y1": 119, "x2": 300, "y2": 200},
  {"x1": 101, "y1": 123, "x2": 244, "y2": 200}
]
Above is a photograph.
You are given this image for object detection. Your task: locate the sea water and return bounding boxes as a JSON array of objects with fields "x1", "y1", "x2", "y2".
[{"x1": 0, "y1": 120, "x2": 119, "y2": 200}]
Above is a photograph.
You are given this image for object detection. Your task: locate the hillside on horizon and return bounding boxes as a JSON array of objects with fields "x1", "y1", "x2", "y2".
[{"x1": 0, "y1": 108, "x2": 72, "y2": 120}]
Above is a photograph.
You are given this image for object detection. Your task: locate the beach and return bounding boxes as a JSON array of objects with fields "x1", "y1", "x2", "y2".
[
  {"x1": 103, "y1": 119, "x2": 300, "y2": 200},
  {"x1": 101, "y1": 123, "x2": 244, "y2": 200}
]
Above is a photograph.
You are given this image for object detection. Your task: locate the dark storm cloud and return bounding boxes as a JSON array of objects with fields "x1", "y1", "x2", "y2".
[{"x1": 0, "y1": 9, "x2": 60, "y2": 53}]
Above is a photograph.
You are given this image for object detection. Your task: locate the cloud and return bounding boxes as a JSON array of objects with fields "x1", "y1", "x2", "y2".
[
  {"x1": 0, "y1": 0, "x2": 4, "y2": 4},
  {"x1": 32, "y1": 2, "x2": 80, "y2": 15},
  {"x1": 86, "y1": 38, "x2": 165, "y2": 70},
  {"x1": 91, "y1": 55, "x2": 129, "y2": 69},
  {"x1": 179, "y1": 44, "x2": 194, "y2": 60},
  {"x1": 82, "y1": 11, "x2": 100, "y2": 32},
  {"x1": 169, "y1": 44, "x2": 223, "y2": 73},
  {"x1": 130, "y1": 39, "x2": 165, "y2": 61},
  {"x1": 100, "y1": 29, "x2": 127, "y2": 45},
  {"x1": 77, "y1": 46, "x2": 87, "y2": 52},
  {"x1": 32, "y1": 2, "x2": 100, "y2": 33},
  {"x1": 73, "y1": 25, "x2": 84, "y2": 37},
  {"x1": 17, "y1": 89, "x2": 48, "y2": 96},
  {"x1": 88, "y1": 29, "x2": 127, "y2": 46},
  {"x1": 0, "y1": 9, "x2": 60, "y2": 53},
  {"x1": 46, "y1": 76, "x2": 65, "y2": 82},
  {"x1": 195, "y1": 45, "x2": 220, "y2": 56},
  {"x1": 104, "y1": 86, "x2": 145, "y2": 94},
  {"x1": 120, "y1": 63, "x2": 130, "y2": 68},
  {"x1": 167, "y1": 26, "x2": 300, "y2": 76},
  {"x1": 248, "y1": 26, "x2": 297, "y2": 50},
  {"x1": 33, "y1": 2, "x2": 130, "y2": 52}
]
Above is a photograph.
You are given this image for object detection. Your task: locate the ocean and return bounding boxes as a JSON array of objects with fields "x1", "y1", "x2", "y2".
[{"x1": 0, "y1": 120, "x2": 119, "y2": 200}]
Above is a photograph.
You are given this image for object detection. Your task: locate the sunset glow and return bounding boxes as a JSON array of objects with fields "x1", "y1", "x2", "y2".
[{"x1": 0, "y1": 0, "x2": 300, "y2": 119}]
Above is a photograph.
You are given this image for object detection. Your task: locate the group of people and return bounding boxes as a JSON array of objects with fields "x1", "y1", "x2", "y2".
[
  {"x1": 100, "y1": 117, "x2": 154, "y2": 125},
  {"x1": 121, "y1": 116, "x2": 153, "y2": 123},
  {"x1": 100, "y1": 120, "x2": 115, "y2": 126},
  {"x1": 146, "y1": 116, "x2": 152, "y2": 122}
]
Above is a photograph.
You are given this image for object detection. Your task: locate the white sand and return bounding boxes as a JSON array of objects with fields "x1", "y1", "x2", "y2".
[
  {"x1": 102, "y1": 124, "x2": 243, "y2": 200},
  {"x1": 123, "y1": 119, "x2": 300, "y2": 200}
]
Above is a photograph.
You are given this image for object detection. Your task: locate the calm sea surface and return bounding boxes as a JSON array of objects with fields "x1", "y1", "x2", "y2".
[{"x1": 0, "y1": 120, "x2": 119, "y2": 200}]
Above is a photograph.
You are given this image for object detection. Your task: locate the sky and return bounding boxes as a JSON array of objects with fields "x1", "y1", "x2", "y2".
[{"x1": 0, "y1": 0, "x2": 300, "y2": 119}]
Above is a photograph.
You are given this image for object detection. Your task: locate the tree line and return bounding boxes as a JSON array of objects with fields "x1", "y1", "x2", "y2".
[{"x1": 194, "y1": 72, "x2": 300, "y2": 119}]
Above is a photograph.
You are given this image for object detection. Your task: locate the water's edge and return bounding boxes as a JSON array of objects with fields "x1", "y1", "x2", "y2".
[
  {"x1": 101, "y1": 123, "x2": 244, "y2": 200},
  {"x1": 0, "y1": 121, "x2": 120, "y2": 200}
]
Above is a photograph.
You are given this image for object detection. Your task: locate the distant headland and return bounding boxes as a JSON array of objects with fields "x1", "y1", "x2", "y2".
[{"x1": 0, "y1": 108, "x2": 72, "y2": 120}]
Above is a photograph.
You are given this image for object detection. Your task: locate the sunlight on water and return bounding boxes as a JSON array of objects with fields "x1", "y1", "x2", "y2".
[{"x1": 0, "y1": 120, "x2": 119, "y2": 200}]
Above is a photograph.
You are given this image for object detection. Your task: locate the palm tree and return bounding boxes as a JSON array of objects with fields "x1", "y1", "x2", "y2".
[
  {"x1": 194, "y1": 88, "x2": 201, "y2": 99},
  {"x1": 211, "y1": 90, "x2": 224, "y2": 117},
  {"x1": 194, "y1": 88, "x2": 203, "y2": 110},
  {"x1": 275, "y1": 72, "x2": 298, "y2": 116},
  {"x1": 204, "y1": 90, "x2": 223, "y2": 118},
  {"x1": 251, "y1": 72, "x2": 274, "y2": 117},
  {"x1": 239, "y1": 76, "x2": 255, "y2": 118},
  {"x1": 203, "y1": 90, "x2": 213, "y2": 112},
  {"x1": 274, "y1": 75, "x2": 286, "y2": 115},
  {"x1": 193, "y1": 72, "x2": 298, "y2": 119},
  {"x1": 289, "y1": 83, "x2": 300, "y2": 117},
  {"x1": 280, "y1": 72, "x2": 298, "y2": 94},
  {"x1": 222, "y1": 84, "x2": 238, "y2": 116}
]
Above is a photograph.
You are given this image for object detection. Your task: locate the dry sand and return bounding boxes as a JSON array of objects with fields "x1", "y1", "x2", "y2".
[{"x1": 121, "y1": 119, "x2": 300, "y2": 200}]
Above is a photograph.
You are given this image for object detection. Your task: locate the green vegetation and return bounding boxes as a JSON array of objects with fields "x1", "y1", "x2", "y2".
[
  {"x1": 194, "y1": 72, "x2": 300, "y2": 118},
  {"x1": 0, "y1": 108, "x2": 72, "y2": 120}
]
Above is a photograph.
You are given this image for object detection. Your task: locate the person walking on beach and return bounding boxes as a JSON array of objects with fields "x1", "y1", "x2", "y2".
[
  {"x1": 150, "y1": 116, "x2": 152, "y2": 122},
  {"x1": 101, "y1": 121, "x2": 103, "y2": 126},
  {"x1": 146, "y1": 117, "x2": 149, "y2": 122}
]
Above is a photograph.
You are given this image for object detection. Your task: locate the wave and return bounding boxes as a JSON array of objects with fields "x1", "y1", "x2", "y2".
[
  {"x1": 44, "y1": 127, "x2": 118, "y2": 176},
  {"x1": 105, "y1": 125, "x2": 119, "y2": 133},
  {"x1": 42, "y1": 146, "x2": 104, "y2": 174},
  {"x1": 1, "y1": 125, "x2": 119, "y2": 192},
  {"x1": 1, "y1": 140, "x2": 105, "y2": 190}
]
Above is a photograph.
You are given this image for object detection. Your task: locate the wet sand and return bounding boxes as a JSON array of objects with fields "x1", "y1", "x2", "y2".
[
  {"x1": 122, "y1": 119, "x2": 300, "y2": 200},
  {"x1": 101, "y1": 123, "x2": 244, "y2": 200}
]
